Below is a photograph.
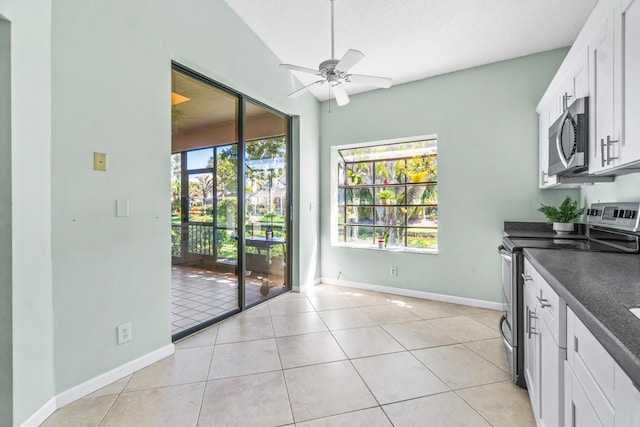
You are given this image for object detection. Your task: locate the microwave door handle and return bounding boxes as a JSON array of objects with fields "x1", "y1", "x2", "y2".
[{"x1": 555, "y1": 109, "x2": 571, "y2": 168}]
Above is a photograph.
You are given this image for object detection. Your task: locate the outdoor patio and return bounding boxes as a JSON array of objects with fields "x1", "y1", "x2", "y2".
[{"x1": 171, "y1": 265, "x2": 286, "y2": 335}]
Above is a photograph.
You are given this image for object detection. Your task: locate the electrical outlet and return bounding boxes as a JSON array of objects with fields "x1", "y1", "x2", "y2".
[
  {"x1": 390, "y1": 267, "x2": 398, "y2": 276},
  {"x1": 117, "y1": 323, "x2": 132, "y2": 345}
]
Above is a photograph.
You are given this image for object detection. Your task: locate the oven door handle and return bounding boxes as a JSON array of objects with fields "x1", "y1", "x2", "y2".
[
  {"x1": 498, "y1": 245, "x2": 512, "y2": 262},
  {"x1": 499, "y1": 315, "x2": 513, "y2": 352}
]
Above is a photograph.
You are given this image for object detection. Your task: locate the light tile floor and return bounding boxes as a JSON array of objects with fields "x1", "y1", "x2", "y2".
[
  {"x1": 171, "y1": 265, "x2": 286, "y2": 335},
  {"x1": 43, "y1": 284, "x2": 535, "y2": 427}
]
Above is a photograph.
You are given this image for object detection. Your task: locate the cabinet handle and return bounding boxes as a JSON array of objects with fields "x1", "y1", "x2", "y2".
[
  {"x1": 537, "y1": 295, "x2": 552, "y2": 308},
  {"x1": 562, "y1": 92, "x2": 573, "y2": 111},
  {"x1": 601, "y1": 138, "x2": 606, "y2": 168},
  {"x1": 527, "y1": 307, "x2": 538, "y2": 338},
  {"x1": 606, "y1": 135, "x2": 619, "y2": 165},
  {"x1": 521, "y1": 274, "x2": 533, "y2": 282}
]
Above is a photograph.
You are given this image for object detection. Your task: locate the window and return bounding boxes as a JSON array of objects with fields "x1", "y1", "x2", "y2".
[{"x1": 333, "y1": 137, "x2": 438, "y2": 252}]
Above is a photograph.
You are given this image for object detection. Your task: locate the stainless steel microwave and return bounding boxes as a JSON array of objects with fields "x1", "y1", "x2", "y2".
[{"x1": 548, "y1": 97, "x2": 588, "y2": 176}]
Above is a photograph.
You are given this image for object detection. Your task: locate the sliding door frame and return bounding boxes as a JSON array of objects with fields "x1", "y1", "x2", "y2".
[{"x1": 171, "y1": 62, "x2": 292, "y2": 334}]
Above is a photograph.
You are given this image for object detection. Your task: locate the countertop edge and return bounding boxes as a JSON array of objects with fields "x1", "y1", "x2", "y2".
[{"x1": 523, "y1": 249, "x2": 640, "y2": 388}]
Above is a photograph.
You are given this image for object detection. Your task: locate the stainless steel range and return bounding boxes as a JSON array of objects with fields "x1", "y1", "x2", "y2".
[{"x1": 499, "y1": 202, "x2": 640, "y2": 388}]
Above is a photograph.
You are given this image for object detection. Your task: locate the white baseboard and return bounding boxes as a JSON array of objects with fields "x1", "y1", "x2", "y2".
[
  {"x1": 56, "y1": 343, "x2": 175, "y2": 408},
  {"x1": 318, "y1": 277, "x2": 502, "y2": 311},
  {"x1": 18, "y1": 397, "x2": 56, "y2": 427},
  {"x1": 20, "y1": 343, "x2": 175, "y2": 427},
  {"x1": 293, "y1": 277, "x2": 322, "y2": 293}
]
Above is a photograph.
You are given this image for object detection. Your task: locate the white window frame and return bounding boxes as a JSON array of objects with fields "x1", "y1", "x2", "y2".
[{"x1": 330, "y1": 134, "x2": 438, "y2": 254}]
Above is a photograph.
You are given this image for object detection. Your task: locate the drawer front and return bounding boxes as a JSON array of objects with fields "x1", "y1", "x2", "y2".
[
  {"x1": 566, "y1": 307, "x2": 616, "y2": 420},
  {"x1": 524, "y1": 259, "x2": 566, "y2": 347}
]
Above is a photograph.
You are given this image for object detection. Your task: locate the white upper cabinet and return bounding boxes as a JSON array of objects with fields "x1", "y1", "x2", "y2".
[
  {"x1": 537, "y1": 47, "x2": 591, "y2": 188},
  {"x1": 538, "y1": 0, "x2": 640, "y2": 182},
  {"x1": 588, "y1": 0, "x2": 640, "y2": 173},
  {"x1": 620, "y1": 0, "x2": 640, "y2": 169},
  {"x1": 589, "y1": 6, "x2": 621, "y2": 174},
  {"x1": 539, "y1": 100, "x2": 559, "y2": 188}
]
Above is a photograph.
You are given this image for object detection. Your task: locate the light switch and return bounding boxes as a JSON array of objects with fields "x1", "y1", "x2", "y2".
[
  {"x1": 94, "y1": 152, "x2": 107, "y2": 171},
  {"x1": 116, "y1": 200, "x2": 130, "y2": 217}
]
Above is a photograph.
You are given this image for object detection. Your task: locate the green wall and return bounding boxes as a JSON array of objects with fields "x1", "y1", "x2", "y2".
[
  {"x1": 0, "y1": 15, "x2": 12, "y2": 427},
  {"x1": 319, "y1": 49, "x2": 577, "y2": 303},
  {"x1": 0, "y1": 0, "x2": 319, "y2": 424},
  {"x1": 0, "y1": 0, "x2": 56, "y2": 425},
  {"x1": 50, "y1": 0, "x2": 319, "y2": 395},
  {"x1": 581, "y1": 174, "x2": 640, "y2": 206}
]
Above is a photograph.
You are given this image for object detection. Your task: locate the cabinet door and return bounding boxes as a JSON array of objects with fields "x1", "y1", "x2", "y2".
[
  {"x1": 589, "y1": 8, "x2": 620, "y2": 174},
  {"x1": 572, "y1": 49, "x2": 590, "y2": 99},
  {"x1": 540, "y1": 318, "x2": 564, "y2": 427},
  {"x1": 565, "y1": 362, "x2": 605, "y2": 427},
  {"x1": 539, "y1": 107, "x2": 558, "y2": 188},
  {"x1": 621, "y1": 0, "x2": 640, "y2": 167},
  {"x1": 524, "y1": 282, "x2": 540, "y2": 420}
]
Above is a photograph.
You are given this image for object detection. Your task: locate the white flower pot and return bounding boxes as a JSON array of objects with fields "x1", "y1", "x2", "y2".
[{"x1": 553, "y1": 222, "x2": 574, "y2": 235}]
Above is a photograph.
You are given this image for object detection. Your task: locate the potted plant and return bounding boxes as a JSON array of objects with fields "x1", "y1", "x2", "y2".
[
  {"x1": 347, "y1": 169, "x2": 363, "y2": 185},
  {"x1": 401, "y1": 155, "x2": 437, "y2": 183},
  {"x1": 538, "y1": 196, "x2": 586, "y2": 234},
  {"x1": 379, "y1": 189, "x2": 395, "y2": 205}
]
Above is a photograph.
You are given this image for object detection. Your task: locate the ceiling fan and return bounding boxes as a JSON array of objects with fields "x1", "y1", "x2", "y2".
[{"x1": 280, "y1": 0, "x2": 392, "y2": 106}]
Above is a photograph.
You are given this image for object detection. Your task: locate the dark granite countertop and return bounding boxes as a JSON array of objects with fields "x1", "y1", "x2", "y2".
[{"x1": 524, "y1": 248, "x2": 640, "y2": 387}]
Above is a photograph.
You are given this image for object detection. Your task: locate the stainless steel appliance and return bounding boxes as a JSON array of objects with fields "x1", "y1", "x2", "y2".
[
  {"x1": 499, "y1": 202, "x2": 640, "y2": 388},
  {"x1": 548, "y1": 96, "x2": 589, "y2": 176}
]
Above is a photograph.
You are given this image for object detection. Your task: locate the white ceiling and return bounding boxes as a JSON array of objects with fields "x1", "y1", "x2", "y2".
[{"x1": 223, "y1": 0, "x2": 598, "y2": 102}]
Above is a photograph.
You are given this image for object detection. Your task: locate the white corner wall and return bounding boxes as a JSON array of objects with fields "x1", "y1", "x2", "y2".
[
  {"x1": 0, "y1": 13, "x2": 13, "y2": 426},
  {"x1": 49, "y1": 0, "x2": 319, "y2": 396},
  {"x1": 319, "y1": 49, "x2": 577, "y2": 303},
  {"x1": 0, "y1": 0, "x2": 56, "y2": 425}
]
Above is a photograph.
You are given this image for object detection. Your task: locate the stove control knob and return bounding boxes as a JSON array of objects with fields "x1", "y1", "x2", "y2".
[
  {"x1": 629, "y1": 210, "x2": 637, "y2": 219},
  {"x1": 613, "y1": 209, "x2": 620, "y2": 217},
  {"x1": 619, "y1": 210, "x2": 627, "y2": 218}
]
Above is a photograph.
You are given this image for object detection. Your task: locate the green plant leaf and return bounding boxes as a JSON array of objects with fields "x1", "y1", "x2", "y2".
[{"x1": 538, "y1": 196, "x2": 585, "y2": 223}]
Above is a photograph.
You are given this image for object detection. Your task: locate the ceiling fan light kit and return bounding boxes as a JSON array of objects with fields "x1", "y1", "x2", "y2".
[{"x1": 280, "y1": 0, "x2": 392, "y2": 106}]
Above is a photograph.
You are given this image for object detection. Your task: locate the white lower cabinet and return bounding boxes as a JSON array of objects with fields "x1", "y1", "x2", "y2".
[
  {"x1": 540, "y1": 317, "x2": 565, "y2": 427},
  {"x1": 524, "y1": 279, "x2": 540, "y2": 420},
  {"x1": 524, "y1": 260, "x2": 640, "y2": 427},
  {"x1": 524, "y1": 259, "x2": 566, "y2": 427},
  {"x1": 564, "y1": 306, "x2": 640, "y2": 426},
  {"x1": 565, "y1": 361, "x2": 605, "y2": 427}
]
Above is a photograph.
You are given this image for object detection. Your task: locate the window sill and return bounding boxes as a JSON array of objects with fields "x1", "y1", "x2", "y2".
[{"x1": 332, "y1": 242, "x2": 438, "y2": 255}]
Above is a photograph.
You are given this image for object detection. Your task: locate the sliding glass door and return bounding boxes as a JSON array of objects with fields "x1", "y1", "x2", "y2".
[
  {"x1": 170, "y1": 64, "x2": 291, "y2": 339},
  {"x1": 243, "y1": 101, "x2": 290, "y2": 307}
]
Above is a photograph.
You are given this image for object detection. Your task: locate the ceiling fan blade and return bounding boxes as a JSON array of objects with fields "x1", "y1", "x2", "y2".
[
  {"x1": 335, "y1": 49, "x2": 364, "y2": 73},
  {"x1": 280, "y1": 63, "x2": 321, "y2": 75},
  {"x1": 287, "y1": 80, "x2": 325, "y2": 98},
  {"x1": 346, "y1": 74, "x2": 392, "y2": 89},
  {"x1": 332, "y1": 84, "x2": 350, "y2": 106}
]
